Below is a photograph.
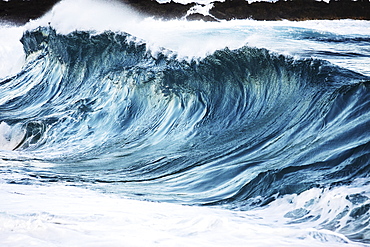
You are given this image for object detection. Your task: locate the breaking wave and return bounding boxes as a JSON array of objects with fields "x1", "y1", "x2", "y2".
[{"x1": 1, "y1": 27, "x2": 370, "y2": 243}]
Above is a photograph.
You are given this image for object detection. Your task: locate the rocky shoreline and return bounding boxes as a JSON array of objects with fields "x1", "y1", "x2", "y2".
[
  {"x1": 124, "y1": 0, "x2": 370, "y2": 21},
  {"x1": 0, "y1": 0, "x2": 59, "y2": 24},
  {"x1": 211, "y1": 0, "x2": 370, "y2": 21},
  {"x1": 0, "y1": 0, "x2": 370, "y2": 25}
]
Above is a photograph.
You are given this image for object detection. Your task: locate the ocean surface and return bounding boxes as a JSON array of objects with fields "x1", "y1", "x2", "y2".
[{"x1": 0, "y1": 0, "x2": 370, "y2": 246}]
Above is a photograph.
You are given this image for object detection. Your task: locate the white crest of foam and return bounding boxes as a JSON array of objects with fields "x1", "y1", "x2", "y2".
[
  {"x1": 24, "y1": 0, "x2": 251, "y2": 59},
  {"x1": 1, "y1": 0, "x2": 370, "y2": 78},
  {"x1": 23, "y1": 0, "x2": 370, "y2": 60}
]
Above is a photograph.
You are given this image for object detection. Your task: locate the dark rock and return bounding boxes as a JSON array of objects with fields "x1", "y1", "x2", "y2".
[
  {"x1": 0, "y1": 0, "x2": 60, "y2": 25},
  {"x1": 119, "y1": 0, "x2": 370, "y2": 21},
  {"x1": 186, "y1": 13, "x2": 218, "y2": 22},
  {"x1": 120, "y1": 0, "x2": 195, "y2": 20},
  {"x1": 1, "y1": 0, "x2": 370, "y2": 25},
  {"x1": 210, "y1": 0, "x2": 370, "y2": 21}
]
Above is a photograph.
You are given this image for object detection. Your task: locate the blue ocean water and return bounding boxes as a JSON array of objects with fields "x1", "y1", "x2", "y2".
[{"x1": 0, "y1": 1, "x2": 370, "y2": 246}]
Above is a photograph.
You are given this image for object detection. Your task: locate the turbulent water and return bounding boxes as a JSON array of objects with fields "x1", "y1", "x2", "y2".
[{"x1": 1, "y1": 0, "x2": 370, "y2": 246}]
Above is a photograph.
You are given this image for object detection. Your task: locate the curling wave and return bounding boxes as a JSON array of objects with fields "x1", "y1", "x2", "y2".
[{"x1": 1, "y1": 27, "x2": 370, "y2": 242}]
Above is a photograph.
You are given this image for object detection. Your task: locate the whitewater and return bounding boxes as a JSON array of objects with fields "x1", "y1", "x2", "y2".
[{"x1": 0, "y1": 0, "x2": 370, "y2": 246}]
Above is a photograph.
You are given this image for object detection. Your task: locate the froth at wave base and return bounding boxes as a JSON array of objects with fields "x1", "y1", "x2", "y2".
[
  {"x1": 0, "y1": 0, "x2": 370, "y2": 246},
  {"x1": 3, "y1": 183, "x2": 367, "y2": 247}
]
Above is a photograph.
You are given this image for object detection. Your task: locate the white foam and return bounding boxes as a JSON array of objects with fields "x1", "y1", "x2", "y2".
[
  {"x1": 0, "y1": 122, "x2": 25, "y2": 151},
  {"x1": 186, "y1": 3, "x2": 214, "y2": 17},
  {"x1": 0, "y1": 24, "x2": 25, "y2": 79},
  {"x1": 0, "y1": 183, "x2": 365, "y2": 247},
  {"x1": 23, "y1": 0, "x2": 251, "y2": 59},
  {"x1": 249, "y1": 179, "x2": 370, "y2": 243}
]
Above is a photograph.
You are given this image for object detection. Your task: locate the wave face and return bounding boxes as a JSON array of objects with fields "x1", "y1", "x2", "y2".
[{"x1": 1, "y1": 27, "x2": 370, "y2": 243}]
